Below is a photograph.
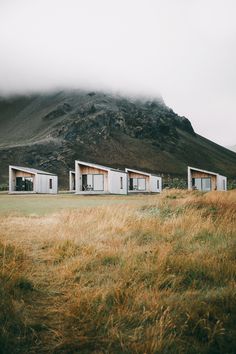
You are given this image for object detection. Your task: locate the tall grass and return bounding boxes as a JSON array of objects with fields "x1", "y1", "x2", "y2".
[{"x1": 0, "y1": 190, "x2": 235, "y2": 353}]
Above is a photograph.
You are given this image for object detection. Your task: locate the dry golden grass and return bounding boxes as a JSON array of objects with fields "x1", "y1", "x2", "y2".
[{"x1": 0, "y1": 189, "x2": 236, "y2": 353}]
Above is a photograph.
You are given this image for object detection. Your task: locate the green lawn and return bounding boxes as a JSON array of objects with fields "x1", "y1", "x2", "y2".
[{"x1": 0, "y1": 192, "x2": 149, "y2": 216}]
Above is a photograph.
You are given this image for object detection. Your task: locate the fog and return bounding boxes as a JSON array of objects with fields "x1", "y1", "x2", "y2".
[{"x1": 0, "y1": 0, "x2": 236, "y2": 146}]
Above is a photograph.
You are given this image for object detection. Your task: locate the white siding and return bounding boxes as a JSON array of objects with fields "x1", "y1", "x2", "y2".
[
  {"x1": 108, "y1": 170, "x2": 128, "y2": 194},
  {"x1": 187, "y1": 167, "x2": 192, "y2": 190},
  {"x1": 150, "y1": 175, "x2": 162, "y2": 193},
  {"x1": 9, "y1": 166, "x2": 14, "y2": 193},
  {"x1": 217, "y1": 175, "x2": 227, "y2": 191},
  {"x1": 69, "y1": 171, "x2": 75, "y2": 191},
  {"x1": 75, "y1": 161, "x2": 80, "y2": 193},
  {"x1": 37, "y1": 174, "x2": 58, "y2": 194}
]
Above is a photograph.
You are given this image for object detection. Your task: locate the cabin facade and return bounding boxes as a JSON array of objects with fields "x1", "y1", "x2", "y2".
[
  {"x1": 69, "y1": 170, "x2": 75, "y2": 192},
  {"x1": 125, "y1": 168, "x2": 162, "y2": 193},
  {"x1": 9, "y1": 166, "x2": 58, "y2": 194},
  {"x1": 75, "y1": 161, "x2": 128, "y2": 194},
  {"x1": 187, "y1": 166, "x2": 227, "y2": 191}
]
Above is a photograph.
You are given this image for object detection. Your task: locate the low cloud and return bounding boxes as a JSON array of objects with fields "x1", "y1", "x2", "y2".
[{"x1": 0, "y1": 0, "x2": 236, "y2": 145}]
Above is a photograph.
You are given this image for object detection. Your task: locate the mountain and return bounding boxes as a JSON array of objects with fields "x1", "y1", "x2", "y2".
[
  {"x1": 0, "y1": 90, "x2": 236, "y2": 188},
  {"x1": 227, "y1": 145, "x2": 236, "y2": 153}
]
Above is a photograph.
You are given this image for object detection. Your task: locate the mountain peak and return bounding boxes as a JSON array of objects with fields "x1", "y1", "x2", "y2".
[{"x1": 0, "y1": 90, "x2": 235, "y2": 187}]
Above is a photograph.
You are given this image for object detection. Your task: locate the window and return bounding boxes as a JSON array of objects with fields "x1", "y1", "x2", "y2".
[
  {"x1": 129, "y1": 178, "x2": 146, "y2": 191},
  {"x1": 157, "y1": 180, "x2": 159, "y2": 189},
  {"x1": 49, "y1": 178, "x2": 53, "y2": 189},
  {"x1": 16, "y1": 177, "x2": 33, "y2": 191},
  {"x1": 202, "y1": 178, "x2": 211, "y2": 191},
  {"x1": 138, "y1": 178, "x2": 146, "y2": 190},
  {"x1": 120, "y1": 176, "x2": 123, "y2": 189},
  {"x1": 129, "y1": 178, "x2": 134, "y2": 190},
  {"x1": 192, "y1": 178, "x2": 201, "y2": 190},
  {"x1": 192, "y1": 177, "x2": 211, "y2": 191},
  {"x1": 82, "y1": 174, "x2": 104, "y2": 191}
]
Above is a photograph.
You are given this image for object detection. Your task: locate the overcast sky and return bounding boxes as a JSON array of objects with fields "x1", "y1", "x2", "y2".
[{"x1": 0, "y1": 0, "x2": 235, "y2": 146}]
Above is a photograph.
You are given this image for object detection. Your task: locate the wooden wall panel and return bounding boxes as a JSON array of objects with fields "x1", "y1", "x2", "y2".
[
  {"x1": 128, "y1": 172, "x2": 149, "y2": 180},
  {"x1": 15, "y1": 171, "x2": 34, "y2": 178},
  {"x1": 80, "y1": 166, "x2": 108, "y2": 175},
  {"x1": 191, "y1": 171, "x2": 217, "y2": 190}
]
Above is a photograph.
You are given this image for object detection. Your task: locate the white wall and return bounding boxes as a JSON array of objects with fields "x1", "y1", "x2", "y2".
[
  {"x1": 217, "y1": 175, "x2": 227, "y2": 191},
  {"x1": 9, "y1": 166, "x2": 14, "y2": 193},
  {"x1": 187, "y1": 167, "x2": 192, "y2": 190},
  {"x1": 150, "y1": 175, "x2": 162, "y2": 193},
  {"x1": 69, "y1": 171, "x2": 75, "y2": 191},
  {"x1": 36, "y1": 174, "x2": 58, "y2": 194},
  {"x1": 108, "y1": 170, "x2": 128, "y2": 194},
  {"x1": 75, "y1": 161, "x2": 80, "y2": 193}
]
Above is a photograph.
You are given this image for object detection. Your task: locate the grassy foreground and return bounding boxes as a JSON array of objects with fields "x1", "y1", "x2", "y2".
[
  {"x1": 0, "y1": 190, "x2": 236, "y2": 353},
  {"x1": 0, "y1": 193, "x2": 143, "y2": 216}
]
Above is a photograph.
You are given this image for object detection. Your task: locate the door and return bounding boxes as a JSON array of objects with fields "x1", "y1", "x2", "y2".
[
  {"x1": 138, "y1": 178, "x2": 146, "y2": 191},
  {"x1": 93, "y1": 174, "x2": 104, "y2": 191}
]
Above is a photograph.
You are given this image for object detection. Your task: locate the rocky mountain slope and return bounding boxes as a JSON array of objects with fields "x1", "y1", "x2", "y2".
[{"x1": 0, "y1": 90, "x2": 236, "y2": 187}]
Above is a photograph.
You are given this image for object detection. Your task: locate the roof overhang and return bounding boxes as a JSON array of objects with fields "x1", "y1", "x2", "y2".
[
  {"x1": 125, "y1": 168, "x2": 152, "y2": 177},
  {"x1": 75, "y1": 160, "x2": 126, "y2": 173},
  {"x1": 9, "y1": 165, "x2": 57, "y2": 176},
  {"x1": 10, "y1": 165, "x2": 37, "y2": 176},
  {"x1": 188, "y1": 166, "x2": 219, "y2": 176}
]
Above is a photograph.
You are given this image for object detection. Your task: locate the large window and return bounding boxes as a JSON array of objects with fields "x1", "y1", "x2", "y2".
[
  {"x1": 202, "y1": 178, "x2": 211, "y2": 191},
  {"x1": 16, "y1": 177, "x2": 33, "y2": 191},
  {"x1": 82, "y1": 174, "x2": 104, "y2": 191},
  {"x1": 129, "y1": 177, "x2": 146, "y2": 191},
  {"x1": 192, "y1": 177, "x2": 211, "y2": 191}
]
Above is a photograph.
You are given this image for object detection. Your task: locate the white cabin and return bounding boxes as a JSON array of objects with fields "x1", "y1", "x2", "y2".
[
  {"x1": 75, "y1": 160, "x2": 127, "y2": 195},
  {"x1": 125, "y1": 168, "x2": 162, "y2": 193},
  {"x1": 9, "y1": 165, "x2": 58, "y2": 194},
  {"x1": 69, "y1": 170, "x2": 75, "y2": 192},
  {"x1": 187, "y1": 166, "x2": 227, "y2": 191}
]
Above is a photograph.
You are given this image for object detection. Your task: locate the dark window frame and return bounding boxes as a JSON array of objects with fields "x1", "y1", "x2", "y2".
[
  {"x1": 129, "y1": 177, "x2": 146, "y2": 191},
  {"x1": 120, "y1": 176, "x2": 123, "y2": 189},
  {"x1": 192, "y1": 177, "x2": 211, "y2": 191},
  {"x1": 82, "y1": 174, "x2": 104, "y2": 191}
]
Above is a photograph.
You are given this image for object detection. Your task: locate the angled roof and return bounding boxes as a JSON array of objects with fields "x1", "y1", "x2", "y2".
[
  {"x1": 188, "y1": 166, "x2": 226, "y2": 178},
  {"x1": 75, "y1": 160, "x2": 126, "y2": 173},
  {"x1": 10, "y1": 165, "x2": 57, "y2": 176},
  {"x1": 125, "y1": 167, "x2": 160, "y2": 177}
]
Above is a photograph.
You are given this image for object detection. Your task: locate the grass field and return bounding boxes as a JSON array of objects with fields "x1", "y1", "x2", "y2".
[
  {"x1": 0, "y1": 193, "x2": 146, "y2": 216},
  {"x1": 0, "y1": 190, "x2": 236, "y2": 353}
]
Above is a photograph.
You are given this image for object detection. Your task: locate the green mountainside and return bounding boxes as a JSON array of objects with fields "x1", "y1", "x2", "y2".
[{"x1": 0, "y1": 90, "x2": 235, "y2": 188}]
